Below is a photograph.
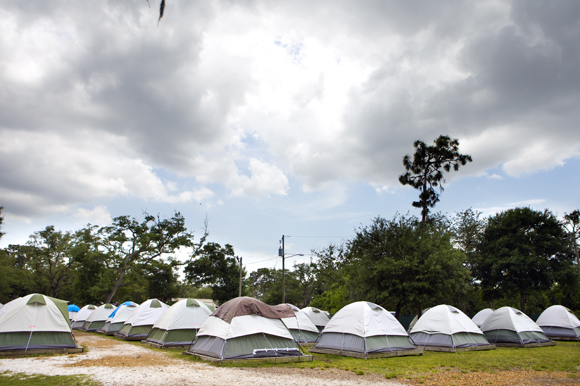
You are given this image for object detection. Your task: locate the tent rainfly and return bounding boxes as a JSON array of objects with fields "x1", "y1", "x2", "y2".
[
  {"x1": 409, "y1": 305, "x2": 495, "y2": 352},
  {"x1": 281, "y1": 304, "x2": 320, "y2": 344},
  {"x1": 310, "y1": 301, "x2": 422, "y2": 358},
  {"x1": 143, "y1": 299, "x2": 212, "y2": 348},
  {"x1": 115, "y1": 299, "x2": 168, "y2": 340},
  {"x1": 535, "y1": 305, "x2": 580, "y2": 341},
  {"x1": 71, "y1": 305, "x2": 96, "y2": 329},
  {"x1": 480, "y1": 307, "x2": 554, "y2": 347},
  {"x1": 184, "y1": 297, "x2": 313, "y2": 363},
  {"x1": 82, "y1": 303, "x2": 115, "y2": 331},
  {"x1": 301, "y1": 307, "x2": 330, "y2": 332},
  {"x1": 0, "y1": 294, "x2": 83, "y2": 354},
  {"x1": 472, "y1": 308, "x2": 494, "y2": 328},
  {"x1": 98, "y1": 301, "x2": 138, "y2": 335}
]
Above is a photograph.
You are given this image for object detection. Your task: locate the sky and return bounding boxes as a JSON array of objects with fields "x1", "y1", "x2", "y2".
[{"x1": 1, "y1": 0, "x2": 579, "y2": 272}]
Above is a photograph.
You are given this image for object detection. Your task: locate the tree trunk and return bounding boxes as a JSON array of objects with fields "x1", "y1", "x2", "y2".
[
  {"x1": 520, "y1": 294, "x2": 526, "y2": 313},
  {"x1": 105, "y1": 269, "x2": 126, "y2": 303},
  {"x1": 395, "y1": 303, "x2": 402, "y2": 320}
]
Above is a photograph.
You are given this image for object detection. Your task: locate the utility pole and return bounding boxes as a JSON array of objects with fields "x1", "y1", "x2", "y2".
[
  {"x1": 279, "y1": 236, "x2": 285, "y2": 303},
  {"x1": 235, "y1": 256, "x2": 243, "y2": 297}
]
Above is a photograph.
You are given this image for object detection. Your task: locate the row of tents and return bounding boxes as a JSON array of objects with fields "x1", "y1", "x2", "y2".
[{"x1": 1, "y1": 294, "x2": 579, "y2": 361}]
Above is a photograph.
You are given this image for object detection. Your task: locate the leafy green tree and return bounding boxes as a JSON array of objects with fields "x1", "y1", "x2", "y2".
[
  {"x1": 563, "y1": 209, "x2": 580, "y2": 276},
  {"x1": 345, "y1": 213, "x2": 470, "y2": 318},
  {"x1": 473, "y1": 207, "x2": 574, "y2": 313},
  {"x1": 184, "y1": 242, "x2": 244, "y2": 305},
  {"x1": 18, "y1": 226, "x2": 78, "y2": 298},
  {"x1": 399, "y1": 135, "x2": 472, "y2": 223},
  {"x1": 144, "y1": 259, "x2": 180, "y2": 303},
  {"x1": 99, "y1": 212, "x2": 197, "y2": 303},
  {"x1": 452, "y1": 208, "x2": 487, "y2": 271},
  {"x1": 0, "y1": 206, "x2": 4, "y2": 240}
]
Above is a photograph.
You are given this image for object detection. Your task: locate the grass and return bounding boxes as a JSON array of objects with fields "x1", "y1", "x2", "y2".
[
  {"x1": 0, "y1": 371, "x2": 100, "y2": 386},
  {"x1": 206, "y1": 342, "x2": 580, "y2": 379}
]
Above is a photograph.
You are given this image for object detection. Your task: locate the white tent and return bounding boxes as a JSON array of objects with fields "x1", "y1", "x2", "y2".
[
  {"x1": 281, "y1": 304, "x2": 320, "y2": 344},
  {"x1": 480, "y1": 307, "x2": 553, "y2": 347},
  {"x1": 535, "y1": 305, "x2": 580, "y2": 341},
  {"x1": 0, "y1": 294, "x2": 82, "y2": 353},
  {"x1": 310, "y1": 301, "x2": 420, "y2": 358},
  {"x1": 144, "y1": 299, "x2": 212, "y2": 347},
  {"x1": 301, "y1": 307, "x2": 330, "y2": 331},
  {"x1": 115, "y1": 299, "x2": 168, "y2": 340},
  {"x1": 409, "y1": 305, "x2": 494, "y2": 351},
  {"x1": 98, "y1": 302, "x2": 138, "y2": 335},
  {"x1": 185, "y1": 297, "x2": 311, "y2": 362},
  {"x1": 82, "y1": 303, "x2": 115, "y2": 331},
  {"x1": 472, "y1": 308, "x2": 494, "y2": 328},
  {"x1": 71, "y1": 305, "x2": 96, "y2": 329}
]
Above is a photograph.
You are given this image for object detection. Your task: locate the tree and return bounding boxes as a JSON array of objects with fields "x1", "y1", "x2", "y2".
[
  {"x1": 563, "y1": 209, "x2": 580, "y2": 276},
  {"x1": 451, "y1": 208, "x2": 487, "y2": 270},
  {"x1": 345, "y1": 213, "x2": 469, "y2": 319},
  {"x1": 399, "y1": 135, "x2": 472, "y2": 223},
  {"x1": 473, "y1": 207, "x2": 573, "y2": 313},
  {"x1": 99, "y1": 212, "x2": 196, "y2": 303},
  {"x1": 184, "y1": 242, "x2": 244, "y2": 305},
  {"x1": 0, "y1": 206, "x2": 4, "y2": 240}
]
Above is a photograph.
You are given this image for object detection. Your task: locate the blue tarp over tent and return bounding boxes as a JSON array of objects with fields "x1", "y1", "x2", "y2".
[
  {"x1": 68, "y1": 304, "x2": 80, "y2": 312},
  {"x1": 108, "y1": 301, "x2": 137, "y2": 318}
]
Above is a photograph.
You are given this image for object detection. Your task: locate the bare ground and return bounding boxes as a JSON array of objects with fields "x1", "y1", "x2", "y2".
[{"x1": 1, "y1": 332, "x2": 579, "y2": 386}]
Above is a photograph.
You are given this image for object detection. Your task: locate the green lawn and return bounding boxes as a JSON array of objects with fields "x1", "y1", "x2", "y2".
[
  {"x1": 0, "y1": 372, "x2": 100, "y2": 386},
  {"x1": 190, "y1": 342, "x2": 580, "y2": 380}
]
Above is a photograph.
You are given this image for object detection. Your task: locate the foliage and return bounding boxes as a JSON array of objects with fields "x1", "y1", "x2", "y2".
[
  {"x1": 184, "y1": 242, "x2": 244, "y2": 305},
  {"x1": 399, "y1": 135, "x2": 472, "y2": 222},
  {"x1": 451, "y1": 208, "x2": 486, "y2": 270},
  {"x1": 144, "y1": 259, "x2": 180, "y2": 303},
  {"x1": 99, "y1": 212, "x2": 196, "y2": 303},
  {"x1": 473, "y1": 207, "x2": 575, "y2": 313},
  {"x1": 563, "y1": 209, "x2": 580, "y2": 276},
  {"x1": 345, "y1": 213, "x2": 470, "y2": 318},
  {"x1": 0, "y1": 205, "x2": 4, "y2": 240}
]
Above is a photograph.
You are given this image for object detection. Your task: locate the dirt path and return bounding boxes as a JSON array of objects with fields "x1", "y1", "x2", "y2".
[{"x1": 0, "y1": 332, "x2": 405, "y2": 386}]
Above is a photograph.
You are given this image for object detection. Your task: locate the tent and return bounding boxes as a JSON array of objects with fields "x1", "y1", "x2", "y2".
[
  {"x1": 143, "y1": 299, "x2": 212, "y2": 348},
  {"x1": 68, "y1": 304, "x2": 80, "y2": 321},
  {"x1": 98, "y1": 301, "x2": 138, "y2": 335},
  {"x1": 535, "y1": 305, "x2": 580, "y2": 341},
  {"x1": 81, "y1": 303, "x2": 115, "y2": 331},
  {"x1": 0, "y1": 294, "x2": 82, "y2": 354},
  {"x1": 406, "y1": 308, "x2": 431, "y2": 332},
  {"x1": 281, "y1": 304, "x2": 320, "y2": 344},
  {"x1": 409, "y1": 305, "x2": 495, "y2": 352},
  {"x1": 115, "y1": 299, "x2": 168, "y2": 341},
  {"x1": 71, "y1": 305, "x2": 96, "y2": 329},
  {"x1": 301, "y1": 307, "x2": 330, "y2": 332},
  {"x1": 310, "y1": 301, "x2": 422, "y2": 358},
  {"x1": 472, "y1": 308, "x2": 494, "y2": 328},
  {"x1": 184, "y1": 297, "x2": 313, "y2": 363},
  {"x1": 480, "y1": 307, "x2": 554, "y2": 347}
]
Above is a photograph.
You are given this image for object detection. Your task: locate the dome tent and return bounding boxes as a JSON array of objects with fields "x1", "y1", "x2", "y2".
[
  {"x1": 480, "y1": 307, "x2": 555, "y2": 347},
  {"x1": 115, "y1": 299, "x2": 168, "y2": 341},
  {"x1": 71, "y1": 304, "x2": 96, "y2": 329},
  {"x1": 0, "y1": 294, "x2": 83, "y2": 354},
  {"x1": 143, "y1": 299, "x2": 212, "y2": 348},
  {"x1": 82, "y1": 303, "x2": 115, "y2": 331},
  {"x1": 409, "y1": 305, "x2": 495, "y2": 352},
  {"x1": 534, "y1": 305, "x2": 580, "y2": 341},
  {"x1": 472, "y1": 308, "x2": 494, "y2": 328},
  {"x1": 97, "y1": 301, "x2": 138, "y2": 335},
  {"x1": 281, "y1": 304, "x2": 320, "y2": 344},
  {"x1": 301, "y1": 307, "x2": 330, "y2": 332},
  {"x1": 310, "y1": 301, "x2": 422, "y2": 359},
  {"x1": 184, "y1": 297, "x2": 313, "y2": 363}
]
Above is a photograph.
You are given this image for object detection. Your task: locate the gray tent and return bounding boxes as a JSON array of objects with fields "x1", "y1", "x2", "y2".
[
  {"x1": 185, "y1": 297, "x2": 312, "y2": 363},
  {"x1": 535, "y1": 305, "x2": 580, "y2": 341},
  {"x1": 480, "y1": 307, "x2": 554, "y2": 347}
]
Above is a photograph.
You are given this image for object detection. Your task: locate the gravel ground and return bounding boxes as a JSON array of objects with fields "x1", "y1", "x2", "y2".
[{"x1": 0, "y1": 332, "x2": 406, "y2": 386}]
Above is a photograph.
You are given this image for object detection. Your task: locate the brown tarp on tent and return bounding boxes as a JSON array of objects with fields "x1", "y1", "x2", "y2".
[{"x1": 211, "y1": 297, "x2": 295, "y2": 324}]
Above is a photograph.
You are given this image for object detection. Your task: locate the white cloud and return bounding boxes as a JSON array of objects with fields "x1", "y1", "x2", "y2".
[{"x1": 71, "y1": 206, "x2": 112, "y2": 227}]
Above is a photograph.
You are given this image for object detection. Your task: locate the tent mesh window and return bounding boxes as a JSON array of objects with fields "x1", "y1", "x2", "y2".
[
  {"x1": 484, "y1": 329, "x2": 550, "y2": 344},
  {"x1": 189, "y1": 333, "x2": 298, "y2": 360}
]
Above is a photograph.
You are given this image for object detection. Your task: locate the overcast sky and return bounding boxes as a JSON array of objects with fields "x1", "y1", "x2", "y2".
[{"x1": 1, "y1": 0, "x2": 579, "y2": 270}]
